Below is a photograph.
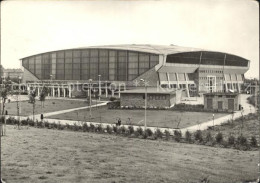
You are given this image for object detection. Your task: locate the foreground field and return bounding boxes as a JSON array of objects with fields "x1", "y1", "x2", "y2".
[
  {"x1": 49, "y1": 106, "x2": 227, "y2": 128},
  {"x1": 2, "y1": 126, "x2": 257, "y2": 183},
  {"x1": 5, "y1": 99, "x2": 89, "y2": 116}
]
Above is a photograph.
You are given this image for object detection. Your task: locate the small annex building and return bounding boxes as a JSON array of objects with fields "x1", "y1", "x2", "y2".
[
  {"x1": 203, "y1": 92, "x2": 241, "y2": 112},
  {"x1": 120, "y1": 87, "x2": 182, "y2": 109}
]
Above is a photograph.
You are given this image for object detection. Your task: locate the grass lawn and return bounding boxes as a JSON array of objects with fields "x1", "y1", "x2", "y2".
[
  {"x1": 5, "y1": 99, "x2": 89, "y2": 116},
  {"x1": 1, "y1": 126, "x2": 257, "y2": 183},
  {"x1": 202, "y1": 113, "x2": 259, "y2": 140},
  {"x1": 49, "y1": 106, "x2": 227, "y2": 128}
]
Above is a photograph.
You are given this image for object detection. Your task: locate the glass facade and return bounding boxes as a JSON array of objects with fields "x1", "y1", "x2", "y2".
[
  {"x1": 166, "y1": 51, "x2": 249, "y2": 67},
  {"x1": 22, "y1": 49, "x2": 159, "y2": 81}
]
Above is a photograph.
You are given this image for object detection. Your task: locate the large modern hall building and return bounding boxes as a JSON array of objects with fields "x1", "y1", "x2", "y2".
[{"x1": 21, "y1": 44, "x2": 249, "y2": 98}]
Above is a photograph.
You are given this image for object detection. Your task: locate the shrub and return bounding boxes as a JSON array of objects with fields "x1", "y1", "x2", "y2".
[
  {"x1": 112, "y1": 125, "x2": 118, "y2": 133},
  {"x1": 205, "y1": 131, "x2": 213, "y2": 142},
  {"x1": 109, "y1": 97, "x2": 116, "y2": 101},
  {"x1": 142, "y1": 132, "x2": 148, "y2": 139},
  {"x1": 164, "y1": 130, "x2": 171, "y2": 140},
  {"x1": 228, "y1": 135, "x2": 235, "y2": 145},
  {"x1": 106, "y1": 125, "x2": 113, "y2": 134},
  {"x1": 65, "y1": 123, "x2": 72, "y2": 130},
  {"x1": 96, "y1": 124, "x2": 104, "y2": 133},
  {"x1": 145, "y1": 128, "x2": 153, "y2": 137},
  {"x1": 89, "y1": 123, "x2": 95, "y2": 132},
  {"x1": 194, "y1": 130, "x2": 203, "y2": 142},
  {"x1": 173, "y1": 130, "x2": 182, "y2": 142},
  {"x1": 21, "y1": 119, "x2": 28, "y2": 126},
  {"x1": 135, "y1": 127, "x2": 143, "y2": 137},
  {"x1": 37, "y1": 121, "x2": 43, "y2": 128},
  {"x1": 120, "y1": 126, "x2": 127, "y2": 135},
  {"x1": 237, "y1": 135, "x2": 247, "y2": 146},
  {"x1": 58, "y1": 123, "x2": 65, "y2": 130},
  {"x1": 185, "y1": 131, "x2": 192, "y2": 143},
  {"x1": 128, "y1": 126, "x2": 135, "y2": 135},
  {"x1": 28, "y1": 119, "x2": 35, "y2": 127},
  {"x1": 6, "y1": 117, "x2": 14, "y2": 125},
  {"x1": 215, "y1": 132, "x2": 223, "y2": 143},
  {"x1": 250, "y1": 136, "x2": 257, "y2": 147},
  {"x1": 154, "y1": 128, "x2": 163, "y2": 139},
  {"x1": 44, "y1": 121, "x2": 49, "y2": 128},
  {"x1": 82, "y1": 123, "x2": 89, "y2": 132},
  {"x1": 53, "y1": 122, "x2": 58, "y2": 129}
]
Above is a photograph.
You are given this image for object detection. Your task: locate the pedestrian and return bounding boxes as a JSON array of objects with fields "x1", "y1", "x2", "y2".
[{"x1": 118, "y1": 118, "x2": 121, "y2": 126}]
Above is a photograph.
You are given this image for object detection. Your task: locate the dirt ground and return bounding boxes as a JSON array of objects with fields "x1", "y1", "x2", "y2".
[{"x1": 1, "y1": 125, "x2": 258, "y2": 183}]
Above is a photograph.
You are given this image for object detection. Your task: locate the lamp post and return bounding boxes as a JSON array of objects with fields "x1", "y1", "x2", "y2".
[
  {"x1": 98, "y1": 75, "x2": 101, "y2": 101},
  {"x1": 212, "y1": 113, "x2": 214, "y2": 129},
  {"x1": 89, "y1": 79, "x2": 92, "y2": 118},
  {"x1": 18, "y1": 76, "x2": 22, "y2": 129},
  {"x1": 140, "y1": 79, "x2": 147, "y2": 130},
  {"x1": 105, "y1": 81, "x2": 108, "y2": 98}
]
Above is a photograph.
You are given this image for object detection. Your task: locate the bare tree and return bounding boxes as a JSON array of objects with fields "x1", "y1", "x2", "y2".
[
  {"x1": 29, "y1": 90, "x2": 37, "y2": 123},
  {"x1": 0, "y1": 80, "x2": 12, "y2": 135}
]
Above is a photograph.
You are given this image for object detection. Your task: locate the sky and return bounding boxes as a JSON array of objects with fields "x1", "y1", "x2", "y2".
[{"x1": 1, "y1": 0, "x2": 259, "y2": 78}]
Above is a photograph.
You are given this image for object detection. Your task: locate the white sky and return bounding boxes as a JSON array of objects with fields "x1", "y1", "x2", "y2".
[{"x1": 1, "y1": 0, "x2": 259, "y2": 78}]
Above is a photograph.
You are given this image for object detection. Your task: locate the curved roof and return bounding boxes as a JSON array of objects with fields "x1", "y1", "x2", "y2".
[
  {"x1": 20, "y1": 44, "x2": 248, "y2": 62},
  {"x1": 77, "y1": 44, "x2": 204, "y2": 55},
  {"x1": 20, "y1": 44, "x2": 206, "y2": 59}
]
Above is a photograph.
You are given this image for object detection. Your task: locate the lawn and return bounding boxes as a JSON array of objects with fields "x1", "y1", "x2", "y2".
[
  {"x1": 202, "y1": 113, "x2": 259, "y2": 140},
  {"x1": 49, "y1": 106, "x2": 227, "y2": 128},
  {"x1": 5, "y1": 99, "x2": 90, "y2": 116},
  {"x1": 1, "y1": 126, "x2": 257, "y2": 183}
]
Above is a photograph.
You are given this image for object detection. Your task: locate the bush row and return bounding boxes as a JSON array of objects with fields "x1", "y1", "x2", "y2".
[{"x1": 0, "y1": 117, "x2": 257, "y2": 151}]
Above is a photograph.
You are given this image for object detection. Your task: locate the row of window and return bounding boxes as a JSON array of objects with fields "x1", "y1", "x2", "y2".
[
  {"x1": 22, "y1": 49, "x2": 159, "y2": 81},
  {"x1": 166, "y1": 51, "x2": 248, "y2": 67},
  {"x1": 148, "y1": 95, "x2": 166, "y2": 100},
  {"x1": 199, "y1": 77, "x2": 223, "y2": 80},
  {"x1": 200, "y1": 70, "x2": 223, "y2": 73}
]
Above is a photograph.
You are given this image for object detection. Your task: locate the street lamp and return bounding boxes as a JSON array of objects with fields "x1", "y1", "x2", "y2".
[
  {"x1": 212, "y1": 113, "x2": 214, "y2": 129},
  {"x1": 89, "y1": 79, "x2": 92, "y2": 118},
  {"x1": 140, "y1": 79, "x2": 147, "y2": 130},
  {"x1": 18, "y1": 76, "x2": 22, "y2": 129},
  {"x1": 105, "y1": 81, "x2": 108, "y2": 98},
  {"x1": 98, "y1": 75, "x2": 101, "y2": 101}
]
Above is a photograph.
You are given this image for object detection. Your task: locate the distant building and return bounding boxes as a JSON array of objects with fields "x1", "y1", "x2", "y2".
[
  {"x1": 3, "y1": 68, "x2": 23, "y2": 79},
  {"x1": 203, "y1": 92, "x2": 241, "y2": 111},
  {"x1": 120, "y1": 88, "x2": 182, "y2": 108}
]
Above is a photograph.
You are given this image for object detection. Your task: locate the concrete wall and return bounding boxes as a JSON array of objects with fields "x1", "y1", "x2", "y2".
[
  {"x1": 120, "y1": 93, "x2": 171, "y2": 108},
  {"x1": 134, "y1": 67, "x2": 159, "y2": 87},
  {"x1": 23, "y1": 68, "x2": 39, "y2": 83}
]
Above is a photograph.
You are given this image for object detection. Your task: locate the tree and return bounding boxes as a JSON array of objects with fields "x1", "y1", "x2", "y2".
[
  {"x1": 0, "y1": 80, "x2": 12, "y2": 135},
  {"x1": 39, "y1": 86, "x2": 48, "y2": 109},
  {"x1": 29, "y1": 90, "x2": 37, "y2": 122}
]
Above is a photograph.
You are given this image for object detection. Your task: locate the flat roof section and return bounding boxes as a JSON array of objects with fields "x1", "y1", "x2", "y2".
[{"x1": 119, "y1": 87, "x2": 179, "y2": 94}]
